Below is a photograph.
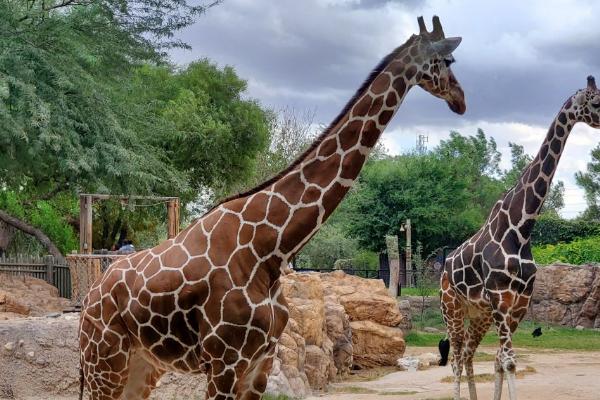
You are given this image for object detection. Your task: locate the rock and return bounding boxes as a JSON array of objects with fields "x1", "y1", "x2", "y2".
[
  {"x1": 304, "y1": 344, "x2": 332, "y2": 390},
  {"x1": 46, "y1": 312, "x2": 61, "y2": 318},
  {"x1": 576, "y1": 325, "x2": 585, "y2": 331},
  {"x1": 397, "y1": 352, "x2": 440, "y2": 371},
  {"x1": 350, "y1": 320, "x2": 405, "y2": 368},
  {"x1": 397, "y1": 356, "x2": 419, "y2": 371},
  {"x1": 403, "y1": 295, "x2": 441, "y2": 319},
  {"x1": 397, "y1": 300, "x2": 413, "y2": 332},
  {"x1": 4, "y1": 341, "x2": 14, "y2": 351},
  {"x1": 528, "y1": 264, "x2": 600, "y2": 328},
  {"x1": 0, "y1": 274, "x2": 70, "y2": 318},
  {"x1": 320, "y1": 271, "x2": 403, "y2": 327},
  {"x1": 417, "y1": 352, "x2": 441, "y2": 369},
  {"x1": 324, "y1": 294, "x2": 352, "y2": 375},
  {"x1": 423, "y1": 326, "x2": 440, "y2": 333}
]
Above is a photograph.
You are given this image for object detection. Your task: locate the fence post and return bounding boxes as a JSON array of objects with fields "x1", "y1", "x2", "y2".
[{"x1": 44, "y1": 255, "x2": 54, "y2": 284}]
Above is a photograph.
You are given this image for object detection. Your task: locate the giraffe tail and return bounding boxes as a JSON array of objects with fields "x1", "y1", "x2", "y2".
[
  {"x1": 438, "y1": 336, "x2": 450, "y2": 366},
  {"x1": 79, "y1": 363, "x2": 84, "y2": 400}
]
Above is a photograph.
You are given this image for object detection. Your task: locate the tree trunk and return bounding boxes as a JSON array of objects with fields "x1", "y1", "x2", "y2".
[
  {"x1": 0, "y1": 220, "x2": 16, "y2": 255},
  {"x1": 0, "y1": 209, "x2": 65, "y2": 263}
]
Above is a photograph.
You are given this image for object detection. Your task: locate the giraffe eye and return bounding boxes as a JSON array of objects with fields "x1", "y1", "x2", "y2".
[
  {"x1": 444, "y1": 57, "x2": 455, "y2": 67},
  {"x1": 593, "y1": 101, "x2": 600, "y2": 108}
]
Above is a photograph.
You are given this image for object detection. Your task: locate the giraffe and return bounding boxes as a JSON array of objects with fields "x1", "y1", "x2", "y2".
[
  {"x1": 440, "y1": 76, "x2": 600, "y2": 400},
  {"x1": 78, "y1": 16, "x2": 466, "y2": 400}
]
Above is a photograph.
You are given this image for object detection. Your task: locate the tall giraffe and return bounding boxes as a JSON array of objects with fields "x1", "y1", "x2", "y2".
[
  {"x1": 78, "y1": 16, "x2": 466, "y2": 400},
  {"x1": 441, "y1": 76, "x2": 600, "y2": 400}
]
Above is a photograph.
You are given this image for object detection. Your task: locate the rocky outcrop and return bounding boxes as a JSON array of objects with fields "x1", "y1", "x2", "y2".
[
  {"x1": 0, "y1": 274, "x2": 70, "y2": 319},
  {"x1": 320, "y1": 271, "x2": 402, "y2": 325},
  {"x1": 350, "y1": 320, "x2": 405, "y2": 368},
  {"x1": 319, "y1": 271, "x2": 406, "y2": 369},
  {"x1": 267, "y1": 272, "x2": 347, "y2": 396},
  {"x1": 528, "y1": 263, "x2": 600, "y2": 328}
]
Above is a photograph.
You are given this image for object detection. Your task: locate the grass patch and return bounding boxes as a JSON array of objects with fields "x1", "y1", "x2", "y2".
[
  {"x1": 330, "y1": 386, "x2": 378, "y2": 394},
  {"x1": 406, "y1": 321, "x2": 600, "y2": 351},
  {"x1": 440, "y1": 366, "x2": 536, "y2": 383},
  {"x1": 262, "y1": 395, "x2": 296, "y2": 400},
  {"x1": 380, "y1": 390, "x2": 419, "y2": 396}
]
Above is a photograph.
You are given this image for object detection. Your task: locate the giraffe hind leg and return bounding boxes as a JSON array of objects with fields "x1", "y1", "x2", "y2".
[
  {"x1": 80, "y1": 314, "x2": 131, "y2": 400},
  {"x1": 440, "y1": 272, "x2": 465, "y2": 400},
  {"x1": 463, "y1": 314, "x2": 493, "y2": 400},
  {"x1": 121, "y1": 350, "x2": 164, "y2": 400}
]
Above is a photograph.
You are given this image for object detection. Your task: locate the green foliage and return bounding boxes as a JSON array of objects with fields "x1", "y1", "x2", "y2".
[
  {"x1": 344, "y1": 131, "x2": 500, "y2": 254},
  {"x1": 576, "y1": 143, "x2": 600, "y2": 219},
  {"x1": 0, "y1": 191, "x2": 78, "y2": 254},
  {"x1": 0, "y1": 2, "x2": 271, "y2": 253},
  {"x1": 353, "y1": 250, "x2": 379, "y2": 270},
  {"x1": 406, "y1": 320, "x2": 600, "y2": 351},
  {"x1": 531, "y1": 213, "x2": 600, "y2": 246},
  {"x1": 532, "y1": 235, "x2": 600, "y2": 265},
  {"x1": 295, "y1": 224, "x2": 360, "y2": 269}
]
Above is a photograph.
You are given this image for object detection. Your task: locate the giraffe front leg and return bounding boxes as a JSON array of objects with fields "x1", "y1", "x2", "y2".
[
  {"x1": 491, "y1": 297, "x2": 520, "y2": 400},
  {"x1": 493, "y1": 353, "x2": 504, "y2": 400}
]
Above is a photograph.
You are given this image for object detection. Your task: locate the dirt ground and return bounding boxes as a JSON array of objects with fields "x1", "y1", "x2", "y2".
[{"x1": 308, "y1": 346, "x2": 600, "y2": 400}]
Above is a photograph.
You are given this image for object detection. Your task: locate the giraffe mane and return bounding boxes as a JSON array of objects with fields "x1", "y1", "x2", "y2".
[{"x1": 203, "y1": 35, "x2": 419, "y2": 215}]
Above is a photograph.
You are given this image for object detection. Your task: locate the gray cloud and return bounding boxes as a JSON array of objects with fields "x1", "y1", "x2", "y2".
[{"x1": 171, "y1": 0, "x2": 600, "y2": 130}]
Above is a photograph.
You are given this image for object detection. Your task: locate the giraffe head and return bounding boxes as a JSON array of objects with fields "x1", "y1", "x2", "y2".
[
  {"x1": 412, "y1": 16, "x2": 466, "y2": 115},
  {"x1": 572, "y1": 76, "x2": 600, "y2": 128}
]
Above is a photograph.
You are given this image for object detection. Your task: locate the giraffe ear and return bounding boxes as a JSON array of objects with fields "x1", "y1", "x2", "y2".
[{"x1": 429, "y1": 37, "x2": 462, "y2": 56}]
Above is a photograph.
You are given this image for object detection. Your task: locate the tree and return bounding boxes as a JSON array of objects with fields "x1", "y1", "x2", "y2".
[
  {"x1": 503, "y1": 142, "x2": 565, "y2": 215},
  {"x1": 12, "y1": 0, "x2": 221, "y2": 49},
  {"x1": 344, "y1": 130, "x2": 504, "y2": 254},
  {"x1": 0, "y1": 2, "x2": 270, "y2": 254},
  {"x1": 576, "y1": 144, "x2": 600, "y2": 220}
]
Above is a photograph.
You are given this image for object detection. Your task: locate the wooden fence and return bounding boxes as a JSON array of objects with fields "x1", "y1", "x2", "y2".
[{"x1": 0, "y1": 255, "x2": 71, "y2": 299}]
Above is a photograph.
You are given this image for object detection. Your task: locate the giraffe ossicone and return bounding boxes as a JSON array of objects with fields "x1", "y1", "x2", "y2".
[
  {"x1": 78, "y1": 15, "x2": 466, "y2": 400},
  {"x1": 440, "y1": 76, "x2": 600, "y2": 400}
]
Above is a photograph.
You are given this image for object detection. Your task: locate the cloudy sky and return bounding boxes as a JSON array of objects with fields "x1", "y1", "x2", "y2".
[{"x1": 170, "y1": 0, "x2": 600, "y2": 218}]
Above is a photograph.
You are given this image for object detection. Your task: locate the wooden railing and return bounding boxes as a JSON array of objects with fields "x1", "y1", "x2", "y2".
[{"x1": 0, "y1": 255, "x2": 71, "y2": 299}]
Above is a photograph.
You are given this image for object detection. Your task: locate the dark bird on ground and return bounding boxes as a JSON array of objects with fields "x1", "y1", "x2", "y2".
[
  {"x1": 438, "y1": 337, "x2": 450, "y2": 366},
  {"x1": 532, "y1": 327, "x2": 542, "y2": 337}
]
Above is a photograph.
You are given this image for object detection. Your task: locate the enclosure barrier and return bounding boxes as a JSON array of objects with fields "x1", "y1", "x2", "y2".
[
  {"x1": 66, "y1": 253, "x2": 126, "y2": 306},
  {"x1": 0, "y1": 255, "x2": 71, "y2": 298}
]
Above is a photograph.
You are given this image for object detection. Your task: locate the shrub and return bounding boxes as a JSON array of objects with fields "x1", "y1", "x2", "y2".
[{"x1": 532, "y1": 235, "x2": 600, "y2": 265}]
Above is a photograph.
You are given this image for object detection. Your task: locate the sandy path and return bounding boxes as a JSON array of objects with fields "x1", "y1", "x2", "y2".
[{"x1": 307, "y1": 346, "x2": 600, "y2": 400}]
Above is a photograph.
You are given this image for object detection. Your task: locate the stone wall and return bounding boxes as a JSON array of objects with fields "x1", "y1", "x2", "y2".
[{"x1": 529, "y1": 263, "x2": 600, "y2": 328}]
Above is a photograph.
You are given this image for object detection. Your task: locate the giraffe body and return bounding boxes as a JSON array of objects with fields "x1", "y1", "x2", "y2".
[
  {"x1": 79, "y1": 16, "x2": 466, "y2": 400},
  {"x1": 441, "y1": 76, "x2": 600, "y2": 400}
]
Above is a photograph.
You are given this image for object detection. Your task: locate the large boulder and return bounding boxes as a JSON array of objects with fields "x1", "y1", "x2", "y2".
[
  {"x1": 319, "y1": 271, "x2": 405, "y2": 369},
  {"x1": 350, "y1": 320, "x2": 405, "y2": 368},
  {"x1": 528, "y1": 263, "x2": 600, "y2": 328},
  {"x1": 320, "y1": 271, "x2": 402, "y2": 326},
  {"x1": 0, "y1": 274, "x2": 70, "y2": 319}
]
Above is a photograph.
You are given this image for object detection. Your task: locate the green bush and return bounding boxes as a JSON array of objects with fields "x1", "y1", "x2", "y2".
[
  {"x1": 531, "y1": 213, "x2": 600, "y2": 246},
  {"x1": 353, "y1": 250, "x2": 379, "y2": 270},
  {"x1": 532, "y1": 235, "x2": 600, "y2": 265}
]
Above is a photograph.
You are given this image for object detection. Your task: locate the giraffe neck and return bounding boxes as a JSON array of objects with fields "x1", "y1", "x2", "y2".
[
  {"x1": 262, "y1": 41, "x2": 422, "y2": 259},
  {"x1": 503, "y1": 98, "x2": 576, "y2": 239}
]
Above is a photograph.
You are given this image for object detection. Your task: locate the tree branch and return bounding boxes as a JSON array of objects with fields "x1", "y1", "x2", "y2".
[{"x1": 0, "y1": 209, "x2": 65, "y2": 263}]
